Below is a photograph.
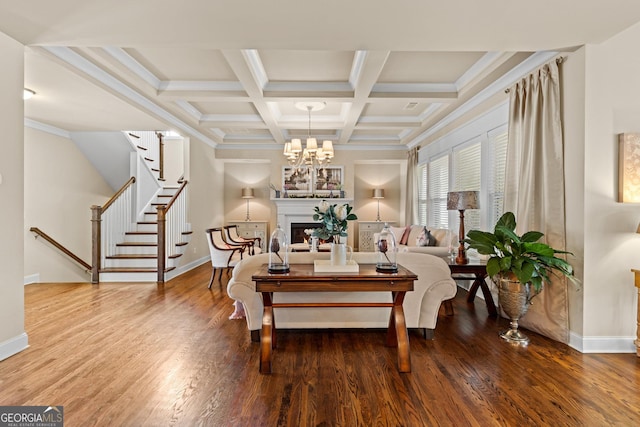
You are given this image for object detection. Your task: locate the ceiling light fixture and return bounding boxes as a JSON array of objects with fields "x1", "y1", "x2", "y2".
[
  {"x1": 23, "y1": 88, "x2": 36, "y2": 100},
  {"x1": 283, "y1": 102, "x2": 334, "y2": 169}
]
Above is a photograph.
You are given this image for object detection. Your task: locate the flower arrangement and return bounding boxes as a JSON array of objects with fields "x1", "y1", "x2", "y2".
[{"x1": 312, "y1": 200, "x2": 357, "y2": 243}]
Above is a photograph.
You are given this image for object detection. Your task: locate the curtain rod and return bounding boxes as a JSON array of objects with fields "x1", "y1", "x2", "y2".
[{"x1": 504, "y1": 56, "x2": 566, "y2": 93}]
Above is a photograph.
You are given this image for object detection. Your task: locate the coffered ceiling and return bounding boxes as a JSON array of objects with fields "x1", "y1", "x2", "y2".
[{"x1": 7, "y1": 1, "x2": 640, "y2": 151}]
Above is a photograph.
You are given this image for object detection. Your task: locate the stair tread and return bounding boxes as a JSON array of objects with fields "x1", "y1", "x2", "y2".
[
  {"x1": 106, "y1": 254, "x2": 156, "y2": 259},
  {"x1": 182, "y1": 231, "x2": 193, "y2": 235},
  {"x1": 117, "y1": 242, "x2": 157, "y2": 247},
  {"x1": 125, "y1": 231, "x2": 157, "y2": 235},
  {"x1": 137, "y1": 221, "x2": 158, "y2": 225},
  {"x1": 157, "y1": 195, "x2": 172, "y2": 198},
  {"x1": 176, "y1": 242, "x2": 188, "y2": 246}
]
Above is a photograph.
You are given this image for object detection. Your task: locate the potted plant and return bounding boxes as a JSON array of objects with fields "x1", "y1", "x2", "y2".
[
  {"x1": 312, "y1": 200, "x2": 357, "y2": 265},
  {"x1": 464, "y1": 211, "x2": 576, "y2": 345}
]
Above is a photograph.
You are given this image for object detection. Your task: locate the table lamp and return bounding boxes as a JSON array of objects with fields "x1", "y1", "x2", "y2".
[
  {"x1": 242, "y1": 187, "x2": 255, "y2": 221},
  {"x1": 447, "y1": 191, "x2": 479, "y2": 264},
  {"x1": 373, "y1": 188, "x2": 385, "y2": 222}
]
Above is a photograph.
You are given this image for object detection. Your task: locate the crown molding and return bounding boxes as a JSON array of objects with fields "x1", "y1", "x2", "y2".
[
  {"x1": 24, "y1": 118, "x2": 71, "y2": 139},
  {"x1": 43, "y1": 46, "x2": 218, "y2": 148}
]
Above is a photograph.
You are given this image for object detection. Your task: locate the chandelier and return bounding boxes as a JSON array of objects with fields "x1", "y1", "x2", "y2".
[{"x1": 283, "y1": 102, "x2": 334, "y2": 169}]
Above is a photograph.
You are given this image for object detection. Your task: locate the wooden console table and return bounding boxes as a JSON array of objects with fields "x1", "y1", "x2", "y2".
[
  {"x1": 252, "y1": 263, "x2": 417, "y2": 374},
  {"x1": 632, "y1": 269, "x2": 640, "y2": 357},
  {"x1": 446, "y1": 259, "x2": 498, "y2": 317}
]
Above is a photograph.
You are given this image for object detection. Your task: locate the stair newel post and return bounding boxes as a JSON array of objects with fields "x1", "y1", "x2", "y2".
[
  {"x1": 90, "y1": 205, "x2": 102, "y2": 284},
  {"x1": 157, "y1": 205, "x2": 166, "y2": 283}
]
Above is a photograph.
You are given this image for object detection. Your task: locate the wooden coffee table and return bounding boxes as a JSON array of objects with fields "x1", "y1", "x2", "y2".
[{"x1": 252, "y1": 263, "x2": 417, "y2": 374}]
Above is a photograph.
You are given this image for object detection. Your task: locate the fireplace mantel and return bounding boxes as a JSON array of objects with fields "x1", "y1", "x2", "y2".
[{"x1": 272, "y1": 198, "x2": 353, "y2": 243}]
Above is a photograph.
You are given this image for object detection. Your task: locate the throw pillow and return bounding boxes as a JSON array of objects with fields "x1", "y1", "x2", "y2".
[
  {"x1": 416, "y1": 227, "x2": 437, "y2": 246},
  {"x1": 390, "y1": 226, "x2": 406, "y2": 244},
  {"x1": 399, "y1": 225, "x2": 412, "y2": 245}
]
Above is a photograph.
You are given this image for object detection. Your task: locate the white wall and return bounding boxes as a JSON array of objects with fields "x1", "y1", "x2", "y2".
[
  {"x1": 567, "y1": 23, "x2": 640, "y2": 351},
  {"x1": 216, "y1": 147, "x2": 406, "y2": 248},
  {"x1": 561, "y1": 48, "x2": 586, "y2": 338},
  {"x1": 0, "y1": 31, "x2": 27, "y2": 360},
  {"x1": 24, "y1": 127, "x2": 113, "y2": 282}
]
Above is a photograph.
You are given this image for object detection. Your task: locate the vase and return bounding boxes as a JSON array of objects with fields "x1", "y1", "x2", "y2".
[
  {"x1": 496, "y1": 274, "x2": 541, "y2": 345},
  {"x1": 330, "y1": 242, "x2": 352, "y2": 266}
]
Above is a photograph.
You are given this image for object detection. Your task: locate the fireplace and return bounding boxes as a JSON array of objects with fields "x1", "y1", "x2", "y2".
[
  {"x1": 272, "y1": 198, "x2": 352, "y2": 244},
  {"x1": 290, "y1": 222, "x2": 321, "y2": 244}
]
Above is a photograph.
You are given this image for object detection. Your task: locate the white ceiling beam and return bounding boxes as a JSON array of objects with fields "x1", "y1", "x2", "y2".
[
  {"x1": 338, "y1": 50, "x2": 391, "y2": 145},
  {"x1": 221, "y1": 49, "x2": 285, "y2": 144}
]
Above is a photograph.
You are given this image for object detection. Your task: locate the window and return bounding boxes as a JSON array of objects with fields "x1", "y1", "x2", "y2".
[
  {"x1": 415, "y1": 102, "x2": 508, "y2": 232},
  {"x1": 487, "y1": 126, "x2": 508, "y2": 227},
  {"x1": 452, "y1": 141, "x2": 481, "y2": 234},
  {"x1": 417, "y1": 164, "x2": 427, "y2": 225},
  {"x1": 427, "y1": 155, "x2": 449, "y2": 229}
]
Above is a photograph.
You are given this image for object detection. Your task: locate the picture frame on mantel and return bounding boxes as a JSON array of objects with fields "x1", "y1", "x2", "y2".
[
  {"x1": 313, "y1": 166, "x2": 344, "y2": 194},
  {"x1": 282, "y1": 166, "x2": 312, "y2": 194}
]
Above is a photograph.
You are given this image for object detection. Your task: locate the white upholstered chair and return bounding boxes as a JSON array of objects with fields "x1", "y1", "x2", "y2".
[{"x1": 205, "y1": 227, "x2": 245, "y2": 289}]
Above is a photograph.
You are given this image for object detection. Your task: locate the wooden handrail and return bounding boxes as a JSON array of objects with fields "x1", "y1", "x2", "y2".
[
  {"x1": 163, "y1": 180, "x2": 188, "y2": 212},
  {"x1": 30, "y1": 227, "x2": 92, "y2": 271},
  {"x1": 102, "y1": 177, "x2": 136, "y2": 213}
]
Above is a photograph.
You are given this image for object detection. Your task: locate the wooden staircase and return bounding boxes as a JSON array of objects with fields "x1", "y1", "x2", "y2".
[{"x1": 99, "y1": 185, "x2": 192, "y2": 282}]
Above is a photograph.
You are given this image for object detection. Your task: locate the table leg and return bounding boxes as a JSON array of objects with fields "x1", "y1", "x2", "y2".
[
  {"x1": 260, "y1": 292, "x2": 274, "y2": 374},
  {"x1": 387, "y1": 291, "x2": 411, "y2": 373},
  {"x1": 466, "y1": 274, "x2": 498, "y2": 317}
]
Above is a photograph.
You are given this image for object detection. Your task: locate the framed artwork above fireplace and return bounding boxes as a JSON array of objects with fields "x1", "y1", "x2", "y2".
[{"x1": 282, "y1": 166, "x2": 344, "y2": 197}]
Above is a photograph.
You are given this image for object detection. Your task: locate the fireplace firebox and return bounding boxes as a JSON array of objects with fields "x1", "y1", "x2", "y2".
[{"x1": 290, "y1": 222, "x2": 321, "y2": 244}]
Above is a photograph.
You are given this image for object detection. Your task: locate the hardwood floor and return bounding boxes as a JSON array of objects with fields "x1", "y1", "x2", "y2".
[{"x1": 1, "y1": 263, "x2": 638, "y2": 426}]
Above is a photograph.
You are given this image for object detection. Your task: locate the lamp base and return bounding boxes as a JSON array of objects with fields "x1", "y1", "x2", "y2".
[{"x1": 455, "y1": 244, "x2": 468, "y2": 265}]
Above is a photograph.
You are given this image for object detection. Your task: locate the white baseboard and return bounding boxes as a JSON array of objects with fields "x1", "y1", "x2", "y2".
[
  {"x1": 165, "y1": 256, "x2": 210, "y2": 281},
  {"x1": 24, "y1": 273, "x2": 40, "y2": 285},
  {"x1": 0, "y1": 333, "x2": 29, "y2": 362},
  {"x1": 569, "y1": 331, "x2": 636, "y2": 353}
]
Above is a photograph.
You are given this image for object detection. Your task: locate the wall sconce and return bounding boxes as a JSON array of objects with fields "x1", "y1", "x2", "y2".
[
  {"x1": 372, "y1": 188, "x2": 385, "y2": 221},
  {"x1": 618, "y1": 133, "x2": 640, "y2": 203},
  {"x1": 23, "y1": 88, "x2": 36, "y2": 100},
  {"x1": 242, "y1": 187, "x2": 255, "y2": 221},
  {"x1": 447, "y1": 191, "x2": 479, "y2": 265}
]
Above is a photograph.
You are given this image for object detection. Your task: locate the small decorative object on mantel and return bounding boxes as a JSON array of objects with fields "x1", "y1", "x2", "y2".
[
  {"x1": 269, "y1": 183, "x2": 281, "y2": 198},
  {"x1": 312, "y1": 200, "x2": 357, "y2": 269},
  {"x1": 268, "y1": 224, "x2": 289, "y2": 273},
  {"x1": 465, "y1": 212, "x2": 578, "y2": 346},
  {"x1": 376, "y1": 222, "x2": 398, "y2": 273}
]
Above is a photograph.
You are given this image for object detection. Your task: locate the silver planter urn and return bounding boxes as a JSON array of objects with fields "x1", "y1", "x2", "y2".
[{"x1": 495, "y1": 274, "x2": 541, "y2": 346}]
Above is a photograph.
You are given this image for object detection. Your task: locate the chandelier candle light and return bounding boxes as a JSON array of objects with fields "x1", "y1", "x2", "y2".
[
  {"x1": 242, "y1": 187, "x2": 255, "y2": 221},
  {"x1": 283, "y1": 102, "x2": 334, "y2": 169},
  {"x1": 447, "y1": 190, "x2": 479, "y2": 265}
]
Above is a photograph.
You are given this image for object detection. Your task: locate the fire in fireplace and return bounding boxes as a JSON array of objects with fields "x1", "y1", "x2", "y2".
[{"x1": 290, "y1": 222, "x2": 321, "y2": 244}]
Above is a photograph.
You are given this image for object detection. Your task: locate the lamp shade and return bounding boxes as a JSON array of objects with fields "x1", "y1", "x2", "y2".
[
  {"x1": 241, "y1": 187, "x2": 255, "y2": 199},
  {"x1": 372, "y1": 188, "x2": 385, "y2": 199},
  {"x1": 290, "y1": 138, "x2": 302, "y2": 153},
  {"x1": 447, "y1": 191, "x2": 479, "y2": 210},
  {"x1": 306, "y1": 137, "x2": 318, "y2": 152}
]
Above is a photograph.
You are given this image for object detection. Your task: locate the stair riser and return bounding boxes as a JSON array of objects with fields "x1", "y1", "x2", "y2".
[
  {"x1": 136, "y1": 223, "x2": 159, "y2": 233},
  {"x1": 115, "y1": 246, "x2": 158, "y2": 255},
  {"x1": 99, "y1": 272, "x2": 159, "y2": 282},
  {"x1": 123, "y1": 234, "x2": 158, "y2": 243},
  {"x1": 104, "y1": 258, "x2": 158, "y2": 268}
]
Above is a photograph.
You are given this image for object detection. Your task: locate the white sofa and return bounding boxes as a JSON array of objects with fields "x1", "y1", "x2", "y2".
[
  {"x1": 377, "y1": 225, "x2": 456, "y2": 258},
  {"x1": 226, "y1": 251, "x2": 457, "y2": 340}
]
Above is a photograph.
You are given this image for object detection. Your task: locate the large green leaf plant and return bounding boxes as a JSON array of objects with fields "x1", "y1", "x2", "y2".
[{"x1": 464, "y1": 212, "x2": 575, "y2": 292}]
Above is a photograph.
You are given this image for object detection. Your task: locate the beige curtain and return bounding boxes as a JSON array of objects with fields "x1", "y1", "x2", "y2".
[
  {"x1": 504, "y1": 59, "x2": 569, "y2": 343},
  {"x1": 405, "y1": 147, "x2": 418, "y2": 225}
]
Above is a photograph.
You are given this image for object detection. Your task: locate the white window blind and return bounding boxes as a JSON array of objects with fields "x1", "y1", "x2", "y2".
[
  {"x1": 428, "y1": 155, "x2": 449, "y2": 229},
  {"x1": 452, "y1": 142, "x2": 481, "y2": 234},
  {"x1": 487, "y1": 128, "x2": 508, "y2": 228},
  {"x1": 418, "y1": 164, "x2": 428, "y2": 225}
]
